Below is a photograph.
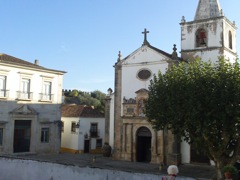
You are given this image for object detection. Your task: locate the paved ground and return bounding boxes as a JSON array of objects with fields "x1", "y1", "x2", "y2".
[{"x1": 6, "y1": 153, "x2": 217, "y2": 180}]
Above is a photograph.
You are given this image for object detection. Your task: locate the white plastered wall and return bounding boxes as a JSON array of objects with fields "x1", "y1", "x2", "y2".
[{"x1": 121, "y1": 46, "x2": 169, "y2": 116}]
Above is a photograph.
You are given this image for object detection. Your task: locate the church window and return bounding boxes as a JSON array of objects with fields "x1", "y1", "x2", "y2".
[
  {"x1": 229, "y1": 31, "x2": 233, "y2": 49},
  {"x1": 196, "y1": 29, "x2": 207, "y2": 47},
  {"x1": 137, "y1": 69, "x2": 152, "y2": 81},
  {"x1": 127, "y1": 108, "x2": 134, "y2": 114}
]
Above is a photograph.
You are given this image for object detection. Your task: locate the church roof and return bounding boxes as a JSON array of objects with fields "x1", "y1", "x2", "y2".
[
  {"x1": 194, "y1": 0, "x2": 222, "y2": 20},
  {"x1": 121, "y1": 44, "x2": 175, "y2": 62},
  {"x1": 61, "y1": 104, "x2": 104, "y2": 118},
  {"x1": 148, "y1": 44, "x2": 173, "y2": 59},
  {"x1": 116, "y1": 29, "x2": 181, "y2": 64},
  {"x1": 0, "y1": 53, "x2": 66, "y2": 74}
]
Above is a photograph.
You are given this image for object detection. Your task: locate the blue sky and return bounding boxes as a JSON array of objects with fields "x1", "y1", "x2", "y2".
[{"x1": 0, "y1": 0, "x2": 239, "y2": 93}]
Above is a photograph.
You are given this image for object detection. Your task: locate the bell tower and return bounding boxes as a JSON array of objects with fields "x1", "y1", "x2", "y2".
[{"x1": 180, "y1": 0, "x2": 237, "y2": 63}]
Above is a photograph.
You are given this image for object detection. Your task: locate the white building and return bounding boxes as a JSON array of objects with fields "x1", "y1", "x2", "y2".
[
  {"x1": 0, "y1": 53, "x2": 65, "y2": 154},
  {"x1": 106, "y1": 0, "x2": 237, "y2": 165},
  {"x1": 61, "y1": 104, "x2": 105, "y2": 154}
]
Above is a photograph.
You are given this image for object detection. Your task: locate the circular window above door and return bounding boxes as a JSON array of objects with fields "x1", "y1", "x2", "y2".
[{"x1": 137, "y1": 69, "x2": 152, "y2": 81}]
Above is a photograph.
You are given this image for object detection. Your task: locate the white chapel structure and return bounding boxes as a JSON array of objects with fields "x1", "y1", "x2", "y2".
[{"x1": 105, "y1": 0, "x2": 238, "y2": 165}]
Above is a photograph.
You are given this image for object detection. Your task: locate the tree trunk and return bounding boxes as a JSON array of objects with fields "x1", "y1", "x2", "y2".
[
  {"x1": 215, "y1": 161, "x2": 224, "y2": 180},
  {"x1": 216, "y1": 167, "x2": 223, "y2": 180}
]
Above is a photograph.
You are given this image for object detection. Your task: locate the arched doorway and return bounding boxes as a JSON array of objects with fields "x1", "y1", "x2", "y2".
[
  {"x1": 191, "y1": 144, "x2": 209, "y2": 164},
  {"x1": 136, "y1": 127, "x2": 152, "y2": 162}
]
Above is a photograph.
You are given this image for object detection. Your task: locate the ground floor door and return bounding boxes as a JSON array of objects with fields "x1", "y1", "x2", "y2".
[
  {"x1": 84, "y1": 140, "x2": 90, "y2": 153},
  {"x1": 136, "y1": 127, "x2": 152, "y2": 163},
  {"x1": 191, "y1": 145, "x2": 209, "y2": 163},
  {"x1": 14, "y1": 120, "x2": 31, "y2": 153}
]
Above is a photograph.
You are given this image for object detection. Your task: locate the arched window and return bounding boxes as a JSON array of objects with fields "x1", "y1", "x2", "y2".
[
  {"x1": 229, "y1": 31, "x2": 233, "y2": 49},
  {"x1": 196, "y1": 29, "x2": 207, "y2": 47}
]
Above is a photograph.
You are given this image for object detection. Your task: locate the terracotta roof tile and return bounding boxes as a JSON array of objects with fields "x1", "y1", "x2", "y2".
[
  {"x1": 81, "y1": 106, "x2": 104, "y2": 118},
  {"x1": 0, "y1": 54, "x2": 44, "y2": 68},
  {"x1": 61, "y1": 104, "x2": 104, "y2": 118},
  {"x1": 61, "y1": 104, "x2": 85, "y2": 117}
]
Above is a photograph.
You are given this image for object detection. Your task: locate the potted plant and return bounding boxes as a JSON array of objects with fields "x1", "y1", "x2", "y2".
[
  {"x1": 222, "y1": 165, "x2": 238, "y2": 179},
  {"x1": 102, "y1": 142, "x2": 112, "y2": 157}
]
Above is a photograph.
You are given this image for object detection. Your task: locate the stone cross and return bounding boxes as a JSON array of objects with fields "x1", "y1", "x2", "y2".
[{"x1": 142, "y1": 28, "x2": 149, "y2": 45}]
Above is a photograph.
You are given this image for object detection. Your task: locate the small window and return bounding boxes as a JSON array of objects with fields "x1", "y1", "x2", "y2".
[
  {"x1": 90, "y1": 123, "x2": 98, "y2": 137},
  {"x1": 41, "y1": 128, "x2": 49, "y2": 143},
  {"x1": 196, "y1": 29, "x2": 207, "y2": 47},
  {"x1": 229, "y1": 31, "x2": 233, "y2": 49},
  {"x1": 71, "y1": 122, "x2": 76, "y2": 133},
  {"x1": 0, "y1": 75, "x2": 7, "y2": 97},
  {"x1": 0, "y1": 128, "x2": 3, "y2": 145},
  {"x1": 42, "y1": 81, "x2": 52, "y2": 100},
  {"x1": 19, "y1": 78, "x2": 31, "y2": 99},
  {"x1": 96, "y1": 139, "x2": 102, "y2": 148}
]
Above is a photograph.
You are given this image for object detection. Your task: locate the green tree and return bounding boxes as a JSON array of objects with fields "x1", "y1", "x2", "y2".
[
  {"x1": 145, "y1": 58, "x2": 240, "y2": 179},
  {"x1": 64, "y1": 89, "x2": 106, "y2": 114},
  {"x1": 92, "y1": 90, "x2": 106, "y2": 113},
  {"x1": 79, "y1": 93, "x2": 101, "y2": 108},
  {"x1": 69, "y1": 89, "x2": 79, "y2": 97}
]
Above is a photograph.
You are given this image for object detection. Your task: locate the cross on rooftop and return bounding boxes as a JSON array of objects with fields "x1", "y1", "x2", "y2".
[{"x1": 142, "y1": 28, "x2": 150, "y2": 46}]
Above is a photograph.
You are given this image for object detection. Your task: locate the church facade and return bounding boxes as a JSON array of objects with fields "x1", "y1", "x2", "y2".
[{"x1": 106, "y1": 0, "x2": 237, "y2": 165}]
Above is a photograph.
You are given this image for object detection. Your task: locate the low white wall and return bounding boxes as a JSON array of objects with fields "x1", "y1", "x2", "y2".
[{"x1": 0, "y1": 157, "x2": 195, "y2": 180}]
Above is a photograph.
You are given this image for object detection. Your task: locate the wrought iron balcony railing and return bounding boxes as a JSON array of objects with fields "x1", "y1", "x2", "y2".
[
  {"x1": 16, "y1": 91, "x2": 33, "y2": 100},
  {"x1": 0, "y1": 89, "x2": 9, "y2": 98},
  {"x1": 39, "y1": 93, "x2": 54, "y2": 101},
  {"x1": 89, "y1": 129, "x2": 100, "y2": 138}
]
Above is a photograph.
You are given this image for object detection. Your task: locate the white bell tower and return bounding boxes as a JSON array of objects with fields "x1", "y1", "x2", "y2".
[{"x1": 180, "y1": 0, "x2": 237, "y2": 63}]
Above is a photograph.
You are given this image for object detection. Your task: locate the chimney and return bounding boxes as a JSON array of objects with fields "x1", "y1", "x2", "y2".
[{"x1": 34, "y1": 59, "x2": 39, "y2": 65}]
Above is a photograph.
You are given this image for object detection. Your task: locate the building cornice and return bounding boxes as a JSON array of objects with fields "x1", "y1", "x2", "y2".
[{"x1": 0, "y1": 62, "x2": 66, "y2": 75}]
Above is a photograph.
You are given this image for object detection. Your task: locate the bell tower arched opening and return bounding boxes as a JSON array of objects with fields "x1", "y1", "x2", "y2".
[
  {"x1": 229, "y1": 31, "x2": 233, "y2": 49},
  {"x1": 196, "y1": 29, "x2": 207, "y2": 47}
]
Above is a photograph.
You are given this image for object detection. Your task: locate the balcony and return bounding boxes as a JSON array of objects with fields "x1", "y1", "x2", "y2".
[
  {"x1": 89, "y1": 129, "x2": 100, "y2": 138},
  {"x1": 0, "y1": 89, "x2": 9, "y2": 98},
  {"x1": 39, "y1": 93, "x2": 54, "y2": 101},
  {"x1": 16, "y1": 91, "x2": 33, "y2": 100}
]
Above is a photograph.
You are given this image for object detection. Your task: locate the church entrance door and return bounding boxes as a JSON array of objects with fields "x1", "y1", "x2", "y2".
[
  {"x1": 136, "y1": 127, "x2": 152, "y2": 162},
  {"x1": 14, "y1": 120, "x2": 31, "y2": 153},
  {"x1": 191, "y1": 144, "x2": 209, "y2": 163}
]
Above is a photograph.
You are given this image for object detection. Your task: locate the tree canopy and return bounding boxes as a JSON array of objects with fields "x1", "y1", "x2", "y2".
[
  {"x1": 145, "y1": 58, "x2": 240, "y2": 178},
  {"x1": 64, "y1": 89, "x2": 106, "y2": 114}
]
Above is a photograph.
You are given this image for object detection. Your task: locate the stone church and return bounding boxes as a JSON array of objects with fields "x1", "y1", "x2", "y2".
[{"x1": 105, "y1": 0, "x2": 237, "y2": 165}]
